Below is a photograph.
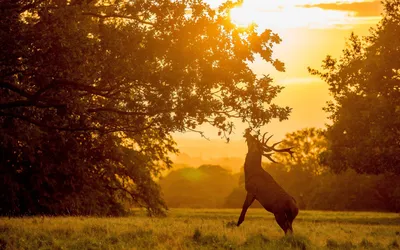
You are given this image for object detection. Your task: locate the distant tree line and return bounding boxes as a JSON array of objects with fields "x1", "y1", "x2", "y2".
[
  {"x1": 161, "y1": 149, "x2": 400, "y2": 212},
  {"x1": 224, "y1": 166, "x2": 400, "y2": 212},
  {"x1": 161, "y1": 125, "x2": 400, "y2": 212}
]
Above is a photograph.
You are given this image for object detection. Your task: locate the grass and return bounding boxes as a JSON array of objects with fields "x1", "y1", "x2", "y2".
[{"x1": 0, "y1": 209, "x2": 399, "y2": 249}]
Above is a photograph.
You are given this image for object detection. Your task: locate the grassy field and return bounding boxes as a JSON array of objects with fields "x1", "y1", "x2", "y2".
[{"x1": 0, "y1": 209, "x2": 399, "y2": 249}]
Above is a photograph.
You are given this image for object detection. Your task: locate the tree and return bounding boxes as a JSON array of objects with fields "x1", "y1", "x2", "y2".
[
  {"x1": 0, "y1": 0, "x2": 290, "y2": 216},
  {"x1": 309, "y1": 0, "x2": 400, "y2": 175},
  {"x1": 274, "y1": 128, "x2": 327, "y2": 175}
]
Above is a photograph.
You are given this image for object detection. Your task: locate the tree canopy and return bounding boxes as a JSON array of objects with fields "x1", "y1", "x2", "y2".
[
  {"x1": 309, "y1": 0, "x2": 400, "y2": 175},
  {"x1": 0, "y1": 0, "x2": 290, "y2": 216},
  {"x1": 273, "y1": 128, "x2": 327, "y2": 175}
]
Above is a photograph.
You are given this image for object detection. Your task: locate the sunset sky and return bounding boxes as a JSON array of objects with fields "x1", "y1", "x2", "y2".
[{"x1": 174, "y1": 0, "x2": 383, "y2": 159}]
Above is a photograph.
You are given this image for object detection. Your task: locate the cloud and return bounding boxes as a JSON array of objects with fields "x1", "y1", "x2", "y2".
[{"x1": 300, "y1": 1, "x2": 383, "y2": 17}]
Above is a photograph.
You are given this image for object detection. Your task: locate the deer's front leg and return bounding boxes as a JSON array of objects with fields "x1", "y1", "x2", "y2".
[{"x1": 237, "y1": 192, "x2": 255, "y2": 226}]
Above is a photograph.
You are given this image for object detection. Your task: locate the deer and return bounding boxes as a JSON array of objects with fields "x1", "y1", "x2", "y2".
[{"x1": 237, "y1": 129, "x2": 298, "y2": 235}]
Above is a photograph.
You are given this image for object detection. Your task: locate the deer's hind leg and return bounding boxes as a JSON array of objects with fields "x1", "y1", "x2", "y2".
[
  {"x1": 237, "y1": 192, "x2": 255, "y2": 226},
  {"x1": 274, "y1": 212, "x2": 291, "y2": 235}
]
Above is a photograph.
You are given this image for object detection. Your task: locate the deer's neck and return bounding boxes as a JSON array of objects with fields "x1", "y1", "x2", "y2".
[{"x1": 244, "y1": 151, "x2": 263, "y2": 176}]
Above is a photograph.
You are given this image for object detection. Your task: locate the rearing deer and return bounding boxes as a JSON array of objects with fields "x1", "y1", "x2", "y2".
[{"x1": 237, "y1": 129, "x2": 298, "y2": 235}]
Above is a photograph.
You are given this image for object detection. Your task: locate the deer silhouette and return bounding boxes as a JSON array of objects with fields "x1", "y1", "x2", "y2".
[{"x1": 237, "y1": 129, "x2": 298, "y2": 235}]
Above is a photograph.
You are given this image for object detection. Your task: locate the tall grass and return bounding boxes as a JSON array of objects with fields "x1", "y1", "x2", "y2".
[{"x1": 0, "y1": 209, "x2": 399, "y2": 249}]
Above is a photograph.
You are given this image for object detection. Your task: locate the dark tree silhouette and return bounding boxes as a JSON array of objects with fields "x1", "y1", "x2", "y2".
[
  {"x1": 309, "y1": 0, "x2": 400, "y2": 175},
  {"x1": 0, "y1": 0, "x2": 290, "y2": 216}
]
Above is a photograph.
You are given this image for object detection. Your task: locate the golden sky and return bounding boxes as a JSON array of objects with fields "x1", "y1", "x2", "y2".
[{"x1": 173, "y1": 0, "x2": 383, "y2": 159}]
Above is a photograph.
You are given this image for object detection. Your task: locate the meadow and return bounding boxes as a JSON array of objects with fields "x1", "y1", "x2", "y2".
[{"x1": 0, "y1": 209, "x2": 399, "y2": 250}]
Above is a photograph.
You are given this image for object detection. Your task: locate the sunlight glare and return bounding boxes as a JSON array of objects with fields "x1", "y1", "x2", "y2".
[
  {"x1": 228, "y1": 0, "x2": 359, "y2": 29},
  {"x1": 230, "y1": 6, "x2": 257, "y2": 26}
]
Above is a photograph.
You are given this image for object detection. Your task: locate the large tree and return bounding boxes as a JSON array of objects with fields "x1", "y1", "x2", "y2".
[
  {"x1": 0, "y1": 0, "x2": 290, "y2": 216},
  {"x1": 309, "y1": 0, "x2": 400, "y2": 175}
]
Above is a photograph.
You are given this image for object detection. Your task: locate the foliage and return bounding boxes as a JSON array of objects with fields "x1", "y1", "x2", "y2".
[
  {"x1": 309, "y1": 0, "x2": 400, "y2": 175},
  {"x1": 0, "y1": 0, "x2": 290, "y2": 215},
  {"x1": 273, "y1": 127, "x2": 328, "y2": 175}
]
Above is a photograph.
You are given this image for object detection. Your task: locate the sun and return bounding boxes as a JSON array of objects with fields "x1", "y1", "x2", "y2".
[
  {"x1": 230, "y1": 6, "x2": 258, "y2": 26},
  {"x1": 229, "y1": 0, "x2": 356, "y2": 30},
  {"x1": 229, "y1": 1, "x2": 284, "y2": 27}
]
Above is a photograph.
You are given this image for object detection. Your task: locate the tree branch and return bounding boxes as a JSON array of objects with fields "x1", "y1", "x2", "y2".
[
  {"x1": 51, "y1": 79, "x2": 113, "y2": 94},
  {"x1": 1, "y1": 79, "x2": 117, "y2": 109},
  {"x1": 0, "y1": 111, "x2": 98, "y2": 132},
  {"x1": 87, "y1": 107, "x2": 150, "y2": 116},
  {"x1": 81, "y1": 12, "x2": 155, "y2": 26},
  {"x1": 87, "y1": 107, "x2": 174, "y2": 116},
  {"x1": 104, "y1": 184, "x2": 147, "y2": 209},
  {"x1": 0, "y1": 82, "x2": 32, "y2": 99},
  {"x1": 184, "y1": 127, "x2": 210, "y2": 140},
  {"x1": 0, "y1": 110, "x2": 158, "y2": 134},
  {"x1": 0, "y1": 100, "x2": 34, "y2": 110}
]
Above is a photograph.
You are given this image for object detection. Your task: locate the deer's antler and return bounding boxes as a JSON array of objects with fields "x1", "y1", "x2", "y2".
[
  {"x1": 261, "y1": 133, "x2": 295, "y2": 162},
  {"x1": 261, "y1": 133, "x2": 274, "y2": 153},
  {"x1": 263, "y1": 153, "x2": 278, "y2": 163}
]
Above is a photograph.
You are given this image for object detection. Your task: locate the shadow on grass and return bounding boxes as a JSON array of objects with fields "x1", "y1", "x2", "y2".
[
  {"x1": 192, "y1": 228, "x2": 235, "y2": 249},
  {"x1": 326, "y1": 239, "x2": 356, "y2": 250},
  {"x1": 388, "y1": 240, "x2": 399, "y2": 249},
  {"x1": 185, "y1": 214, "x2": 400, "y2": 226},
  {"x1": 243, "y1": 233, "x2": 311, "y2": 250},
  {"x1": 326, "y1": 238, "x2": 395, "y2": 250},
  {"x1": 297, "y1": 217, "x2": 400, "y2": 226},
  {"x1": 192, "y1": 228, "x2": 312, "y2": 250}
]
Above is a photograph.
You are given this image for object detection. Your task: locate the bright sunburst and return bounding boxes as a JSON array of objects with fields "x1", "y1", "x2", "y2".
[
  {"x1": 230, "y1": 6, "x2": 256, "y2": 26},
  {"x1": 229, "y1": 0, "x2": 356, "y2": 29}
]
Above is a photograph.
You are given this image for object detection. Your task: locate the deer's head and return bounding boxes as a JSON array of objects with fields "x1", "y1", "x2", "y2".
[{"x1": 244, "y1": 128, "x2": 294, "y2": 163}]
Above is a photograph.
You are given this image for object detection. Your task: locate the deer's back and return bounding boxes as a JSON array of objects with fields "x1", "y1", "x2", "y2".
[{"x1": 246, "y1": 169, "x2": 294, "y2": 213}]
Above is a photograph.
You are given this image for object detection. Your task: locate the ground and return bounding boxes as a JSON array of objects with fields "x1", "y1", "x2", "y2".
[{"x1": 0, "y1": 209, "x2": 399, "y2": 249}]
